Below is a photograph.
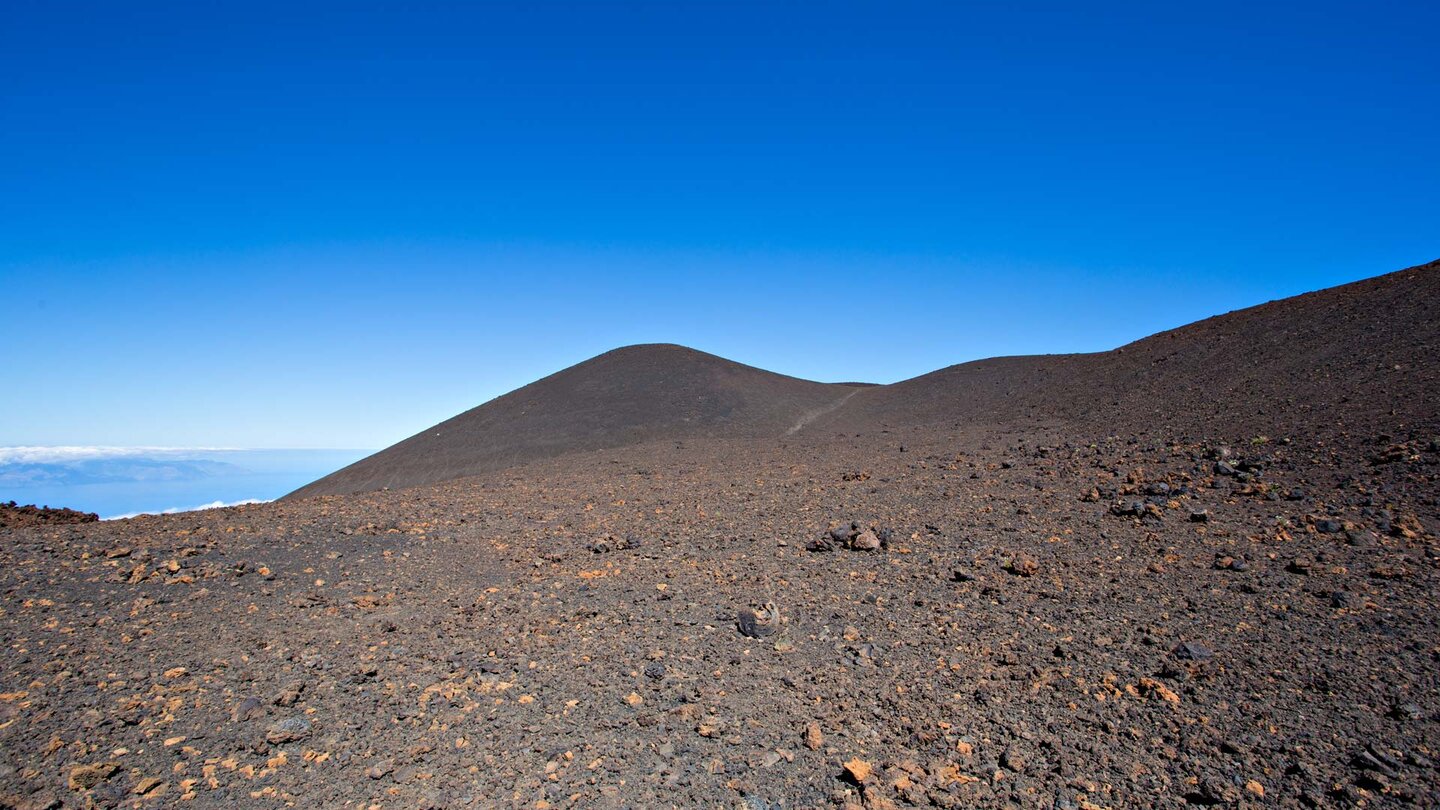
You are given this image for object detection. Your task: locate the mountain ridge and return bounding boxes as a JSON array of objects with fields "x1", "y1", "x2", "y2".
[
  {"x1": 287, "y1": 342, "x2": 865, "y2": 498},
  {"x1": 289, "y1": 259, "x2": 1439, "y2": 499}
]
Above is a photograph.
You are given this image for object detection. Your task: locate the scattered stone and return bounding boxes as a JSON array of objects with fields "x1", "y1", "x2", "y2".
[
  {"x1": 1138, "y1": 677, "x2": 1180, "y2": 704},
  {"x1": 366, "y1": 759, "x2": 394, "y2": 780},
  {"x1": 804, "y1": 722, "x2": 824, "y2": 751},
  {"x1": 1392, "y1": 513, "x2": 1426, "y2": 539},
  {"x1": 1391, "y1": 702, "x2": 1424, "y2": 722},
  {"x1": 232, "y1": 696, "x2": 265, "y2": 722},
  {"x1": 131, "y1": 777, "x2": 165, "y2": 797},
  {"x1": 1194, "y1": 776, "x2": 1240, "y2": 805},
  {"x1": 842, "y1": 758, "x2": 873, "y2": 784},
  {"x1": 273, "y1": 682, "x2": 305, "y2": 707},
  {"x1": 67, "y1": 762, "x2": 118, "y2": 791},
  {"x1": 1212, "y1": 555, "x2": 1247, "y2": 572},
  {"x1": 266, "y1": 716, "x2": 313, "y2": 745},
  {"x1": 1003, "y1": 553, "x2": 1039, "y2": 577},
  {"x1": 850, "y1": 529, "x2": 882, "y2": 552},
  {"x1": 737, "y1": 604, "x2": 780, "y2": 638},
  {"x1": 590, "y1": 534, "x2": 641, "y2": 553},
  {"x1": 806, "y1": 537, "x2": 834, "y2": 552},
  {"x1": 1172, "y1": 641, "x2": 1214, "y2": 662},
  {"x1": 817, "y1": 522, "x2": 893, "y2": 553},
  {"x1": 1353, "y1": 748, "x2": 1399, "y2": 778},
  {"x1": 1111, "y1": 500, "x2": 1146, "y2": 517}
]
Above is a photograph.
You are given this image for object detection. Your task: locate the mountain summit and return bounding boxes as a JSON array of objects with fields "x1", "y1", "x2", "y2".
[{"x1": 288, "y1": 343, "x2": 866, "y2": 498}]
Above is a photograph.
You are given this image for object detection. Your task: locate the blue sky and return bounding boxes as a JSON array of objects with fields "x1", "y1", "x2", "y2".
[{"x1": 3, "y1": 1, "x2": 1436, "y2": 449}]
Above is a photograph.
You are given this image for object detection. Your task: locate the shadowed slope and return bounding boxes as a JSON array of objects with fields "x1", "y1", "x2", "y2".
[
  {"x1": 288, "y1": 344, "x2": 864, "y2": 498},
  {"x1": 813, "y1": 259, "x2": 1440, "y2": 438}
]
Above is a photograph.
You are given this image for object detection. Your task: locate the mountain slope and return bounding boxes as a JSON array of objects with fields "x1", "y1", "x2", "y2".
[
  {"x1": 291, "y1": 259, "x2": 1438, "y2": 498},
  {"x1": 288, "y1": 344, "x2": 864, "y2": 498},
  {"x1": 812, "y1": 259, "x2": 1440, "y2": 438}
]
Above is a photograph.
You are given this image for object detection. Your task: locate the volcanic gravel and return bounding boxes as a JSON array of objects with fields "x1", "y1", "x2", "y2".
[
  {"x1": 3, "y1": 260, "x2": 1438, "y2": 808},
  {"x1": 2, "y1": 422, "x2": 1437, "y2": 809}
]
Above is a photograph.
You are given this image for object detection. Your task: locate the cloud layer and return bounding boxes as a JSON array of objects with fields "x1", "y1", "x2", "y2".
[
  {"x1": 0, "y1": 446, "x2": 242, "y2": 464},
  {"x1": 103, "y1": 498, "x2": 270, "y2": 521}
]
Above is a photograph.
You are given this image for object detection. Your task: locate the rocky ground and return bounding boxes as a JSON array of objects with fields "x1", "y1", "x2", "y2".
[
  {"x1": 0, "y1": 503, "x2": 98, "y2": 529},
  {"x1": 1, "y1": 421, "x2": 1437, "y2": 809}
]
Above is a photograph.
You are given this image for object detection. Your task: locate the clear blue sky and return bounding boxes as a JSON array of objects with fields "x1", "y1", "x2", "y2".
[{"x1": 3, "y1": 1, "x2": 1436, "y2": 449}]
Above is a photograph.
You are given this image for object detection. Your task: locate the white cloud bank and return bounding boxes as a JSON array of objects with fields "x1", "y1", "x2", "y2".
[
  {"x1": 0, "y1": 446, "x2": 242, "y2": 464},
  {"x1": 103, "y1": 498, "x2": 270, "y2": 521}
]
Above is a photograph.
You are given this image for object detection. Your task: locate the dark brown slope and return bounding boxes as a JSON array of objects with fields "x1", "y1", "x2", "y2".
[
  {"x1": 812, "y1": 258, "x2": 1440, "y2": 439},
  {"x1": 292, "y1": 260, "x2": 1437, "y2": 499},
  {"x1": 288, "y1": 344, "x2": 864, "y2": 498}
]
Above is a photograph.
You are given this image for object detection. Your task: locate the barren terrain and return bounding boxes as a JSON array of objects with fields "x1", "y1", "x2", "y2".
[{"x1": 1, "y1": 261, "x2": 1436, "y2": 809}]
